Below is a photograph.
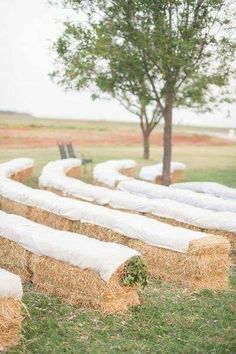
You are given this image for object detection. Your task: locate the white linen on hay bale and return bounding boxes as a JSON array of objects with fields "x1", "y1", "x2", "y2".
[
  {"x1": 0, "y1": 158, "x2": 34, "y2": 182},
  {"x1": 0, "y1": 211, "x2": 142, "y2": 313},
  {"x1": 171, "y1": 181, "x2": 236, "y2": 200},
  {"x1": 139, "y1": 162, "x2": 186, "y2": 183},
  {"x1": 0, "y1": 172, "x2": 231, "y2": 290},
  {"x1": 38, "y1": 159, "x2": 236, "y2": 265}
]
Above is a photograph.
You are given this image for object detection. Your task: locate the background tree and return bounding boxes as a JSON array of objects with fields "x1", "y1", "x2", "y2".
[{"x1": 51, "y1": 0, "x2": 236, "y2": 184}]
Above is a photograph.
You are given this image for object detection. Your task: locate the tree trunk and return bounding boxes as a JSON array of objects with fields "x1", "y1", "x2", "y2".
[
  {"x1": 162, "y1": 95, "x2": 173, "y2": 186},
  {"x1": 142, "y1": 130, "x2": 150, "y2": 159}
]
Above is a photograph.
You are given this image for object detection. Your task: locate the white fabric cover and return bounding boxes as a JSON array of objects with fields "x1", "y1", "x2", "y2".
[
  {"x1": 38, "y1": 160, "x2": 236, "y2": 233},
  {"x1": 0, "y1": 211, "x2": 139, "y2": 283},
  {"x1": 93, "y1": 160, "x2": 135, "y2": 187},
  {"x1": 41, "y1": 158, "x2": 81, "y2": 176},
  {"x1": 0, "y1": 158, "x2": 34, "y2": 178},
  {"x1": 139, "y1": 162, "x2": 186, "y2": 182},
  {"x1": 118, "y1": 179, "x2": 236, "y2": 213},
  {"x1": 171, "y1": 182, "x2": 236, "y2": 200},
  {"x1": 0, "y1": 178, "x2": 208, "y2": 253},
  {"x1": 0, "y1": 268, "x2": 23, "y2": 299}
]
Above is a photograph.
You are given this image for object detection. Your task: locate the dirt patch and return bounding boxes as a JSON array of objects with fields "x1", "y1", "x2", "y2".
[{"x1": 0, "y1": 126, "x2": 232, "y2": 148}]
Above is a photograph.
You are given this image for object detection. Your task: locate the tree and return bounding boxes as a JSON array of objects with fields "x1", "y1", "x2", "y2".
[{"x1": 51, "y1": 0, "x2": 236, "y2": 184}]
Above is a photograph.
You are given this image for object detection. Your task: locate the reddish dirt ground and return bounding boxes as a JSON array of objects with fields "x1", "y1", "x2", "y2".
[{"x1": 0, "y1": 126, "x2": 231, "y2": 148}]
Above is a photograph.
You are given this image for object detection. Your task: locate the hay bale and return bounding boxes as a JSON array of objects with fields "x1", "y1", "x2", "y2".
[
  {"x1": 93, "y1": 159, "x2": 136, "y2": 187},
  {"x1": 0, "y1": 158, "x2": 34, "y2": 182},
  {"x1": 10, "y1": 167, "x2": 33, "y2": 182},
  {"x1": 30, "y1": 254, "x2": 140, "y2": 314},
  {"x1": 120, "y1": 167, "x2": 136, "y2": 177},
  {"x1": 171, "y1": 169, "x2": 185, "y2": 183},
  {"x1": 147, "y1": 213, "x2": 236, "y2": 266},
  {"x1": 0, "y1": 269, "x2": 23, "y2": 350},
  {"x1": 128, "y1": 235, "x2": 230, "y2": 290},
  {"x1": 0, "y1": 195, "x2": 231, "y2": 290},
  {"x1": 66, "y1": 166, "x2": 82, "y2": 179},
  {"x1": 0, "y1": 238, "x2": 32, "y2": 282},
  {"x1": 0, "y1": 211, "x2": 145, "y2": 313},
  {"x1": 139, "y1": 162, "x2": 186, "y2": 184},
  {"x1": 0, "y1": 196, "x2": 80, "y2": 233},
  {"x1": 0, "y1": 298, "x2": 22, "y2": 350}
]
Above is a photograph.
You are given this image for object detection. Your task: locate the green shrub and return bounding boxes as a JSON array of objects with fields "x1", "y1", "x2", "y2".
[{"x1": 122, "y1": 256, "x2": 148, "y2": 288}]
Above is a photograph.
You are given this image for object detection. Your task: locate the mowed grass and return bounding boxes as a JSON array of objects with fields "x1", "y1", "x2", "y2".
[{"x1": 1, "y1": 115, "x2": 236, "y2": 353}]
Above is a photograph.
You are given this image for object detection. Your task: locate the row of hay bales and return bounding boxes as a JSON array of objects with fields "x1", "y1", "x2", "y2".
[
  {"x1": 94, "y1": 160, "x2": 236, "y2": 213},
  {"x1": 0, "y1": 268, "x2": 23, "y2": 351},
  {"x1": 0, "y1": 210, "x2": 145, "y2": 312},
  {"x1": 39, "y1": 159, "x2": 236, "y2": 264},
  {"x1": 0, "y1": 157, "x2": 235, "y2": 348},
  {"x1": 0, "y1": 160, "x2": 231, "y2": 291}
]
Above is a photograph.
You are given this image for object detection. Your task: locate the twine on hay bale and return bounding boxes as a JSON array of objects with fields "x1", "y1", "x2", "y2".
[
  {"x1": 30, "y1": 254, "x2": 143, "y2": 314},
  {"x1": 0, "y1": 238, "x2": 32, "y2": 282},
  {"x1": 0, "y1": 298, "x2": 22, "y2": 350},
  {"x1": 147, "y1": 213, "x2": 236, "y2": 266},
  {"x1": 0, "y1": 195, "x2": 230, "y2": 290}
]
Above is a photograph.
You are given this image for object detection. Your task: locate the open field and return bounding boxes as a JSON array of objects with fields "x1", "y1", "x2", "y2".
[{"x1": 1, "y1": 114, "x2": 236, "y2": 353}]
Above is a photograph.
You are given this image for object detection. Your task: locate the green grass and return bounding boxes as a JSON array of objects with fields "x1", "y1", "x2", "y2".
[
  {"x1": 1, "y1": 115, "x2": 236, "y2": 353},
  {"x1": 8, "y1": 274, "x2": 236, "y2": 354}
]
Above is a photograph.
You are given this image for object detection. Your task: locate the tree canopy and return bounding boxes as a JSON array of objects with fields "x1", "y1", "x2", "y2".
[{"x1": 51, "y1": 0, "x2": 236, "y2": 183}]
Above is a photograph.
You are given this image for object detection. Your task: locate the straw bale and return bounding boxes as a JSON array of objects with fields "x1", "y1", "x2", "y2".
[
  {"x1": 152, "y1": 169, "x2": 185, "y2": 184},
  {"x1": 0, "y1": 238, "x2": 32, "y2": 282},
  {"x1": 66, "y1": 166, "x2": 82, "y2": 179},
  {"x1": 120, "y1": 167, "x2": 136, "y2": 177},
  {"x1": 171, "y1": 169, "x2": 185, "y2": 183},
  {"x1": 0, "y1": 193, "x2": 231, "y2": 289},
  {"x1": 30, "y1": 254, "x2": 139, "y2": 314},
  {"x1": 79, "y1": 222, "x2": 129, "y2": 244},
  {"x1": 128, "y1": 235, "x2": 230, "y2": 290},
  {"x1": 0, "y1": 196, "x2": 80, "y2": 233},
  {"x1": 10, "y1": 167, "x2": 33, "y2": 182},
  {"x1": 0, "y1": 298, "x2": 22, "y2": 350},
  {"x1": 147, "y1": 213, "x2": 236, "y2": 265}
]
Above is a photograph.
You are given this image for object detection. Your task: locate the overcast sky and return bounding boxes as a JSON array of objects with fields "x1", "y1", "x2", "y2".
[{"x1": 0, "y1": 0, "x2": 236, "y2": 127}]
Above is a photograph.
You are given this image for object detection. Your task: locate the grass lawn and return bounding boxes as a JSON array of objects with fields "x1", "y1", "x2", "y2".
[{"x1": 1, "y1": 115, "x2": 236, "y2": 353}]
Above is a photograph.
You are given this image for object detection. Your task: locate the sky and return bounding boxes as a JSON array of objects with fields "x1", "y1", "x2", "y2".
[{"x1": 0, "y1": 0, "x2": 236, "y2": 127}]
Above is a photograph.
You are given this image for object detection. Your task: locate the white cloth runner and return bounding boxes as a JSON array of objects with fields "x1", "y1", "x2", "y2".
[
  {"x1": 0, "y1": 211, "x2": 139, "y2": 282},
  {"x1": 0, "y1": 158, "x2": 34, "y2": 178},
  {"x1": 118, "y1": 179, "x2": 236, "y2": 213},
  {"x1": 139, "y1": 162, "x2": 186, "y2": 182},
  {"x1": 93, "y1": 160, "x2": 135, "y2": 187},
  {"x1": 38, "y1": 160, "x2": 236, "y2": 233},
  {"x1": 0, "y1": 268, "x2": 23, "y2": 299},
  {"x1": 0, "y1": 178, "x2": 208, "y2": 253},
  {"x1": 171, "y1": 182, "x2": 236, "y2": 200},
  {"x1": 41, "y1": 158, "x2": 81, "y2": 176}
]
